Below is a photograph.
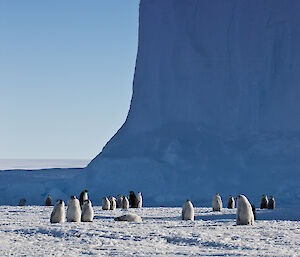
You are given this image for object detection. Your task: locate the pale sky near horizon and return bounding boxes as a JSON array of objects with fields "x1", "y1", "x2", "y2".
[{"x1": 0, "y1": 1, "x2": 140, "y2": 160}]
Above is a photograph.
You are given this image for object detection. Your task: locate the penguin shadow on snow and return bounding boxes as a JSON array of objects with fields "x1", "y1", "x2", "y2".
[
  {"x1": 254, "y1": 208, "x2": 300, "y2": 221},
  {"x1": 195, "y1": 211, "x2": 236, "y2": 221},
  {"x1": 8, "y1": 210, "x2": 26, "y2": 213},
  {"x1": 142, "y1": 216, "x2": 180, "y2": 222},
  {"x1": 93, "y1": 215, "x2": 113, "y2": 220},
  {"x1": 195, "y1": 209, "x2": 299, "y2": 222}
]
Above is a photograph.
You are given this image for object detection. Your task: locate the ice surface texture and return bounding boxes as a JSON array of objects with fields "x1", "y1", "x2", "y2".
[
  {"x1": 0, "y1": 206, "x2": 299, "y2": 256},
  {"x1": 86, "y1": 0, "x2": 300, "y2": 206}
]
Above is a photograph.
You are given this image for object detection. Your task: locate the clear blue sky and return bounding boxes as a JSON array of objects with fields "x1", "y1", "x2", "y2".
[{"x1": 0, "y1": 1, "x2": 139, "y2": 160}]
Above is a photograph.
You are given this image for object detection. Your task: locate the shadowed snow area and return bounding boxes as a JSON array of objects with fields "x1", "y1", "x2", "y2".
[{"x1": 0, "y1": 206, "x2": 299, "y2": 256}]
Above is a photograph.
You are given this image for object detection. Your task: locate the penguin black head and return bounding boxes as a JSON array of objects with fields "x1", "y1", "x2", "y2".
[{"x1": 71, "y1": 195, "x2": 76, "y2": 200}]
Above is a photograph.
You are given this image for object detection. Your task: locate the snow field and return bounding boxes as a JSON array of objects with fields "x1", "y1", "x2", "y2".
[{"x1": 0, "y1": 206, "x2": 299, "y2": 256}]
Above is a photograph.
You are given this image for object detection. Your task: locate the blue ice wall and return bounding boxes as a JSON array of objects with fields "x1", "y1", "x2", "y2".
[{"x1": 86, "y1": 0, "x2": 300, "y2": 206}]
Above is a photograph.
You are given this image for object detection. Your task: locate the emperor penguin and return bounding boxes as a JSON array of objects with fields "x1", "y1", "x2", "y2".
[
  {"x1": 102, "y1": 197, "x2": 110, "y2": 210},
  {"x1": 137, "y1": 192, "x2": 143, "y2": 208},
  {"x1": 45, "y1": 194, "x2": 53, "y2": 206},
  {"x1": 79, "y1": 190, "x2": 88, "y2": 207},
  {"x1": 212, "y1": 194, "x2": 223, "y2": 211},
  {"x1": 109, "y1": 196, "x2": 116, "y2": 210},
  {"x1": 260, "y1": 194, "x2": 268, "y2": 209},
  {"x1": 66, "y1": 195, "x2": 81, "y2": 222},
  {"x1": 227, "y1": 195, "x2": 235, "y2": 209},
  {"x1": 122, "y1": 196, "x2": 129, "y2": 209},
  {"x1": 182, "y1": 199, "x2": 194, "y2": 221},
  {"x1": 129, "y1": 191, "x2": 138, "y2": 208},
  {"x1": 116, "y1": 195, "x2": 123, "y2": 208},
  {"x1": 18, "y1": 198, "x2": 26, "y2": 206},
  {"x1": 236, "y1": 194, "x2": 254, "y2": 225},
  {"x1": 114, "y1": 214, "x2": 142, "y2": 222},
  {"x1": 267, "y1": 195, "x2": 275, "y2": 209},
  {"x1": 50, "y1": 200, "x2": 65, "y2": 223},
  {"x1": 81, "y1": 199, "x2": 94, "y2": 222}
]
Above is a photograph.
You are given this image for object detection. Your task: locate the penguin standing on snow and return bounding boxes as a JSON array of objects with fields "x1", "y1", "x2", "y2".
[
  {"x1": 129, "y1": 191, "x2": 138, "y2": 208},
  {"x1": 79, "y1": 190, "x2": 88, "y2": 207},
  {"x1": 102, "y1": 197, "x2": 110, "y2": 210},
  {"x1": 182, "y1": 199, "x2": 194, "y2": 221},
  {"x1": 212, "y1": 193, "x2": 222, "y2": 211},
  {"x1": 137, "y1": 192, "x2": 143, "y2": 208},
  {"x1": 227, "y1": 195, "x2": 235, "y2": 209},
  {"x1": 116, "y1": 195, "x2": 123, "y2": 208},
  {"x1": 268, "y1": 195, "x2": 275, "y2": 209},
  {"x1": 18, "y1": 198, "x2": 26, "y2": 206},
  {"x1": 81, "y1": 199, "x2": 94, "y2": 222},
  {"x1": 66, "y1": 195, "x2": 81, "y2": 222},
  {"x1": 50, "y1": 200, "x2": 65, "y2": 223},
  {"x1": 260, "y1": 194, "x2": 268, "y2": 209},
  {"x1": 236, "y1": 194, "x2": 254, "y2": 225},
  {"x1": 45, "y1": 194, "x2": 53, "y2": 206},
  {"x1": 122, "y1": 196, "x2": 129, "y2": 209},
  {"x1": 109, "y1": 196, "x2": 116, "y2": 210}
]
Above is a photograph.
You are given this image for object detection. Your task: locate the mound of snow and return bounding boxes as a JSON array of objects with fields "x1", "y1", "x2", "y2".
[{"x1": 114, "y1": 213, "x2": 142, "y2": 222}]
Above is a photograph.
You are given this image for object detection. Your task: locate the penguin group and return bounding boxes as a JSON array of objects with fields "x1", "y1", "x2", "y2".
[
  {"x1": 181, "y1": 193, "x2": 276, "y2": 226},
  {"x1": 49, "y1": 190, "x2": 143, "y2": 223},
  {"x1": 50, "y1": 190, "x2": 94, "y2": 223},
  {"x1": 260, "y1": 194, "x2": 275, "y2": 209},
  {"x1": 46, "y1": 190, "x2": 275, "y2": 225},
  {"x1": 102, "y1": 191, "x2": 142, "y2": 210}
]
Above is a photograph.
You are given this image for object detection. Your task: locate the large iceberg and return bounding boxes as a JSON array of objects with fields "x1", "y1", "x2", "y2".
[{"x1": 86, "y1": 0, "x2": 300, "y2": 206}]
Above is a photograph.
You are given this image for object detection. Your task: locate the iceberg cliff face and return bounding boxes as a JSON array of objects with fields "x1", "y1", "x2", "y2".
[{"x1": 86, "y1": 0, "x2": 300, "y2": 206}]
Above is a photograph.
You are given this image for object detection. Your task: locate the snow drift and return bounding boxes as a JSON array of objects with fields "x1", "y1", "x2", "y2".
[{"x1": 85, "y1": 0, "x2": 300, "y2": 207}]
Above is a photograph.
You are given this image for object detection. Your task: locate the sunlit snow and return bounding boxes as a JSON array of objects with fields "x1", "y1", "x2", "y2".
[{"x1": 0, "y1": 206, "x2": 299, "y2": 256}]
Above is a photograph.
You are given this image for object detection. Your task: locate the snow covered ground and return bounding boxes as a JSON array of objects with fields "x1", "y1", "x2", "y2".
[{"x1": 0, "y1": 206, "x2": 299, "y2": 256}]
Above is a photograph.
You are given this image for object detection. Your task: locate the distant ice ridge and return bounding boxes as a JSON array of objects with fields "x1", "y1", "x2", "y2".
[
  {"x1": 0, "y1": 159, "x2": 90, "y2": 170},
  {"x1": 85, "y1": 0, "x2": 300, "y2": 207}
]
